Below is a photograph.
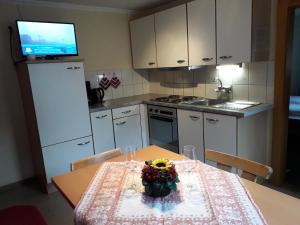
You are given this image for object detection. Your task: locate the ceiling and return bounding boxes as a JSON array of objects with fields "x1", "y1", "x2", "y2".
[{"x1": 34, "y1": 0, "x2": 174, "y2": 11}]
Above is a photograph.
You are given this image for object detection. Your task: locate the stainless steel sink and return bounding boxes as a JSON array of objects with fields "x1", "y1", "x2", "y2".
[
  {"x1": 211, "y1": 101, "x2": 261, "y2": 110},
  {"x1": 189, "y1": 99, "x2": 227, "y2": 106}
]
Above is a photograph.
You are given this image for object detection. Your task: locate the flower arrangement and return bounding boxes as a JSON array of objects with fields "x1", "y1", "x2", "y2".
[{"x1": 141, "y1": 158, "x2": 180, "y2": 197}]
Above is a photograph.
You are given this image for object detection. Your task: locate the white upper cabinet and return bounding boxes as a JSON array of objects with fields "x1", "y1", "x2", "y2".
[
  {"x1": 130, "y1": 15, "x2": 157, "y2": 69},
  {"x1": 216, "y1": 0, "x2": 252, "y2": 64},
  {"x1": 188, "y1": 0, "x2": 216, "y2": 66},
  {"x1": 155, "y1": 4, "x2": 188, "y2": 68}
]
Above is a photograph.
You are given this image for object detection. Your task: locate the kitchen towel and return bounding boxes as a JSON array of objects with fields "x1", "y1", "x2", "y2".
[{"x1": 74, "y1": 161, "x2": 267, "y2": 225}]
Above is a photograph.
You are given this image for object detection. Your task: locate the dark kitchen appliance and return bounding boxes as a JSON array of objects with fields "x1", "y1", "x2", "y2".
[
  {"x1": 148, "y1": 105, "x2": 178, "y2": 153},
  {"x1": 85, "y1": 81, "x2": 105, "y2": 105}
]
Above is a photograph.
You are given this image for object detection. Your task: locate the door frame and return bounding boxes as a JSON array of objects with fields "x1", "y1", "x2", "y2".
[{"x1": 272, "y1": 0, "x2": 300, "y2": 186}]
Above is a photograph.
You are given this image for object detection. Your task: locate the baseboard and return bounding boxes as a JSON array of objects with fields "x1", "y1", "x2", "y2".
[{"x1": 0, "y1": 177, "x2": 37, "y2": 193}]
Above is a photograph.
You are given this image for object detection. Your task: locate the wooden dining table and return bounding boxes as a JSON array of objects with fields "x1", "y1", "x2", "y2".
[{"x1": 52, "y1": 145, "x2": 300, "y2": 225}]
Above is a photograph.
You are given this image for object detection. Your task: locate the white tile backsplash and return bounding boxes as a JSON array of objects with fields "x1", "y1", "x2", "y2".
[
  {"x1": 183, "y1": 84, "x2": 194, "y2": 96},
  {"x1": 134, "y1": 83, "x2": 143, "y2": 95},
  {"x1": 142, "y1": 82, "x2": 150, "y2": 94},
  {"x1": 85, "y1": 69, "x2": 150, "y2": 100},
  {"x1": 147, "y1": 61, "x2": 274, "y2": 103},
  {"x1": 123, "y1": 84, "x2": 134, "y2": 97},
  {"x1": 194, "y1": 84, "x2": 206, "y2": 97},
  {"x1": 232, "y1": 65, "x2": 249, "y2": 85},
  {"x1": 103, "y1": 86, "x2": 113, "y2": 100},
  {"x1": 173, "y1": 83, "x2": 184, "y2": 95},
  {"x1": 249, "y1": 62, "x2": 268, "y2": 85},
  {"x1": 85, "y1": 60, "x2": 274, "y2": 103},
  {"x1": 249, "y1": 85, "x2": 267, "y2": 102},
  {"x1": 205, "y1": 83, "x2": 218, "y2": 99},
  {"x1": 121, "y1": 70, "x2": 133, "y2": 85},
  {"x1": 112, "y1": 86, "x2": 123, "y2": 99},
  {"x1": 233, "y1": 85, "x2": 249, "y2": 100}
]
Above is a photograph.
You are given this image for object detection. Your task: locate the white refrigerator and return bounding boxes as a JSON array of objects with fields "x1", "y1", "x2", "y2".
[{"x1": 28, "y1": 62, "x2": 94, "y2": 183}]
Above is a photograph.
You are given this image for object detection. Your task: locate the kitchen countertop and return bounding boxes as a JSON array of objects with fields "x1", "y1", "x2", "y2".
[{"x1": 89, "y1": 93, "x2": 273, "y2": 118}]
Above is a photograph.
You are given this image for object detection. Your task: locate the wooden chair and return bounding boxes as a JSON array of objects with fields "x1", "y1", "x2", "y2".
[
  {"x1": 71, "y1": 148, "x2": 121, "y2": 171},
  {"x1": 205, "y1": 149, "x2": 273, "y2": 182}
]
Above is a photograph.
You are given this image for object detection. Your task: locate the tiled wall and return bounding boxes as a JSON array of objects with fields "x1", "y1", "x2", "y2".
[
  {"x1": 85, "y1": 69, "x2": 150, "y2": 100},
  {"x1": 85, "y1": 61, "x2": 274, "y2": 104},
  {"x1": 148, "y1": 61, "x2": 275, "y2": 104}
]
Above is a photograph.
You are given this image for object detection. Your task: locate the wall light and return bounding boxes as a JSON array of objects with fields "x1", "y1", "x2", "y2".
[
  {"x1": 216, "y1": 63, "x2": 242, "y2": 70},
  {"x1": 216, "y1": 63, "x2": 244, "y2": 82}
]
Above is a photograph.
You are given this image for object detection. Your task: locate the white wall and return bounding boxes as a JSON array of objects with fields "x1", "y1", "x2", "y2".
[{"x1": 0, "y1": 1, "x2": 132, "y2": 187}]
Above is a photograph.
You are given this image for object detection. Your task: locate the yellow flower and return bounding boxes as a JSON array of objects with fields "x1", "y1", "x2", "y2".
[{"x1": 151, "y1": 158, "x2": 172, "y2": 170}]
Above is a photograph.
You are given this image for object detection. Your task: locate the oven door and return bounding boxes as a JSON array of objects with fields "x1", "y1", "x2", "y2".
[{"x1": 148, "y1": 114, "x2": 178, "y2": 153}]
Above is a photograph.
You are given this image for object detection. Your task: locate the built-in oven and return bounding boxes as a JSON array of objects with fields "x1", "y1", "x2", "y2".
[{"x1": 148, "y1": 105, "x2": 179, "y2": 153}]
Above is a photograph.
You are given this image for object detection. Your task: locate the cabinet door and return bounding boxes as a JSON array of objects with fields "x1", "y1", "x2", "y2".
[
  {"x1": 113, "y1": 115, "x2": 142, "y2": 150},
  {"x1": 178, "y1": 110, "x2": 204, "y2": 161},
  {"x1": 188, "y1": 0, "x2": 216, "y2": 66},
  {"x1": 216, "y1": 0, "x2": 252, "y2": 64},
  {"x1": 28, "y1": 62, "x2": 91, "y2": 147},
  {"x1": 204, "y1": 113, "x2": 237, "y2": 160},
  {"x1": 155, "y1": 4, "x2": 188, "y2": 67},
  {"x1": 42, "y1": 136, "x2": 94, "y2": 183},
  {"x1": 90, "y1": 110, "x2": 115, "y2": 154},
  {"x1": 112, "y1": 105, "x2": 140, "y2": 119},
  {"x1": 130, "y1": 15, "x2": 157, "y2": 69}
]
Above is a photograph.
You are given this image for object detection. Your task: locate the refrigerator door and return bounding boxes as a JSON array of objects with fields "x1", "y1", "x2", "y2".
[{"x1": 28, "y1": 62, "x2": 92, "y2": 147}]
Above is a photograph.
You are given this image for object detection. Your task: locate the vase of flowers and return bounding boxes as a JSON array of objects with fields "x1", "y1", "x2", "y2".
[{"x1": 141, "y1": 158, "x2": 179, "y2": 197}]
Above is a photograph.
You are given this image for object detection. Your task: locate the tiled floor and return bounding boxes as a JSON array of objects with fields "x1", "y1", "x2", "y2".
[
  {"x1": 0, "y1": 181, "x2": 73, "y2": 225},
  {"x1": 0, "y1": 180, "x2": 299, "y2": 225}
]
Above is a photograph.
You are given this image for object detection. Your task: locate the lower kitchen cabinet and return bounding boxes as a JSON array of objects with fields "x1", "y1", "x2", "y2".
[
  {"x1": 178, "y1": 109, "x2": 204, "y2": 161},
  {"x1": 203, "y1": 112, "x2": 269, "y2": 165},
  {"x1": 90, "y1": 110, "x2": 115, "y2": 154},
  {"x1": 42, "y1": 136, "x2": 94, "y2": 183},
  {"x1": 113, "y1": 114, "x2": 143, "y2": 150},
  {"x1": 204, "y1": 113, "x2": 237, "y2": 156}
]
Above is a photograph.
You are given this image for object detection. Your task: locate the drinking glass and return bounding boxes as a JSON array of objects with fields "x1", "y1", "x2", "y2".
[
  {"x1": 121, "y1": 145, "x2": 138, "y2": 195},
  {"x1": 182, "y1": 145, "x2": 197, "y2": 173},
  {"x1": 121, "y1": 145, "x2": 137, "y2": 161},
  {"x1": 182, "y1": 145, "x2": 196, "y2": 160},
  {"x1": 182, "y1": 145, "x2": 197, "y2": 191}
]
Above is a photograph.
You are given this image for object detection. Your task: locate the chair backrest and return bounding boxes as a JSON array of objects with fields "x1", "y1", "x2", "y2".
[
  {"x1": 71, "y1": 148, "x2": 121, "y2": 171},
  {"x1": 205, "y1": 149, "x2": 273, "y2": 182}
]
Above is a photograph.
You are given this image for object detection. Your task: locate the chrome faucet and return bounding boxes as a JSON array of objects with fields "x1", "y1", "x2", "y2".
[
  {"x1": 214, "y1": 78, "x2": 232, "y2": 100},
  {"x1": 214, "y1": 78, "x2": 232, "y2": 93}
]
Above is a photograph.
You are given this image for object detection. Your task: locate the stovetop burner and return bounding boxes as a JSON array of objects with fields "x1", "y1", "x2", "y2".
[
  {"x1": 182, "y1": 96, "x2": 198, "y2": 101},
  {"x1": 151, "y1": 95, "x2": 200, "y2": 104}
]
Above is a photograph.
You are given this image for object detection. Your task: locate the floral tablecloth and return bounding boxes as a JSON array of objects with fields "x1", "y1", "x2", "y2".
[{"x1": 74, "y1": 161, "x2": 267, "y2": 225}]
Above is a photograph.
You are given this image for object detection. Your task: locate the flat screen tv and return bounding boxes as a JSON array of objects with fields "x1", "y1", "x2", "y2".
[{"x1": 16, "y1": 20, "x2": 78, "y2": 57}]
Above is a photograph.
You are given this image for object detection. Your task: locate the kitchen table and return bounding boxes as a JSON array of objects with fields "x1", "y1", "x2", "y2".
[{"x1": 52, "y1": 145, "x2": 300, "y2": 225}]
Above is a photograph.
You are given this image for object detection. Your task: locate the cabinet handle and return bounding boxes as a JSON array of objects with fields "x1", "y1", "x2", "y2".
[
  {"x1": 122, "y1": 110, "x2": 132, "y2": 114},
  {"x1": 77, "y1": 141, "x2": 90, "y2": 146},
  {"x1": 148, "y1": 62, "x2": 155, "y2": 66},
  {"x1": 202, "y1": 58, "x2": 213, "y2": 62},
  {"x1": 96, "y1": 115, "x2": 107, "y2": 119},
  {"x1": 206, "y1": 118, "x2": 219, "y2": 123},
  {"x1": 177, "y1": 60, "x2": 185, "y2": 64},
  {"x1": 66, "y1": 67, "x2": 73, "y2": 70},
  {"x1": 219, "y1": 56, "x2": 232, "y2": 60},
  {"x1": 74, "y1": 66, "x2": 81, "y2": 70},
  {"x1": 116, "y1": 121, "x2": 126, "y2": 126},
  {"x1": 189, "y1": 115, "x2": 200, "y2": 121}
]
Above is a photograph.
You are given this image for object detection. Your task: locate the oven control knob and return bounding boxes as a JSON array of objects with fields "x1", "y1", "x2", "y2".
[
  {"x1": 154, "y1": 109, "x2": 158, "y2": 113},
  {"x1": 149, "y1": 109, "x2": 153, "y2": 112}
]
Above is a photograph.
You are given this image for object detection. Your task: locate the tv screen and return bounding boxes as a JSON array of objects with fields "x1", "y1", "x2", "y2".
[{"x1": 16, "y1": 21, "x2": 78, "y2": 57}]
